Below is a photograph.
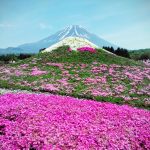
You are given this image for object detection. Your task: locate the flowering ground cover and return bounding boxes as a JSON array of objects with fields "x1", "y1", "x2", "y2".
[
  {"x1": 0, "y1": 47, "x2": 149, "y2": 109},
  {"x1": 77, "y1": 46, "x2": 96, "y2": 53},
  {"x1": 0, "y1": 93, "x2": 150, "y2": 149}
]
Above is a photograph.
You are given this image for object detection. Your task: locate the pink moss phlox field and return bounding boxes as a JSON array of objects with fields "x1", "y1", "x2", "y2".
[
  {"x1": 31, "y1": 67, "x2": 47, "y2": 76},
  {"x1": 46, "y1": 62, "x2": 64, "y2": 68},
  {"x1": 0, "y1": 61, "x2": 149, "y2": 106},
  {"x1": 0, "y1": 93, "x2": 150, "y2": 150},
  {"x1": 77, "y1": 47, "x2": 96, "y2": 53},
  {"x1": 42, "y1": 84, "x2": 59, "y2": 92}
]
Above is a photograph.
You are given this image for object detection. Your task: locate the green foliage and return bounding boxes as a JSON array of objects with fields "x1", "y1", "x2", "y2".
[
  {"x1": 39, "y1": 48, "x2": 46, "y2": 53},
  {"x1": 130, "y1": 100, "x2": 146, "y2": 109},
  {"x1": 103, "y1": 46, "x2": 130, "y2": 58},
  {"x1": 29, "y1": 46, "x2": 141, "y2": 66},
  {"x1": 0, "y1": 53, "x2": 35, "y2": 64},
  {"x1": 129, "y1": 48, "x2": 150, "y2": 60},
  {"x1": 95, "y1": 96, "x2": 123, "y2": 104},
  {"x1": 0, "y1": 46, "x2": 148, "y2": 109},
  {"x1": 0, "y1": 80, "x2": 32, "y2": 91},
  {"x1": 139, "y1": 53, "x2": 150, "y2": 60},
  {"x1": 8, "y1": 46, "x2": 141, "y2": 66},
  {"x1": 0, "y1": 54, "x2": 17, "y2": 63},
  {"x1": 115, "y1": 48, "x2": 130, "y2": 58}
]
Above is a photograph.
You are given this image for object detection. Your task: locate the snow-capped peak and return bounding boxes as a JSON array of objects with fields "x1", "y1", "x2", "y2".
[
  {"x1": 58, "y1": 25, "x2": 89, "y2": 40},
  {"x1": 15, "y1": 25, "x2": 118, "y2": 54},
  {"x1": 0, "y1": 25, "x2": 118, "y2": 55},
  {"x1": 34, "y1": 25, "x2": 117, "y2": 52}
]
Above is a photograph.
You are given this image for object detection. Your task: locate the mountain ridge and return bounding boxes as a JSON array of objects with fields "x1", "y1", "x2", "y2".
[{"x1": 0, "y1": 25, "x2": 118, "y2": 55}]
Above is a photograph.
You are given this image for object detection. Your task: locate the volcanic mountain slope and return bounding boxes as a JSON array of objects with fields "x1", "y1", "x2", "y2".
[
  {"x1": 19, "y1": 25, "x2": 118, "y2": 52},
  {"x1": 0, "y1": 25, "x2": 118, "y2": 55}
]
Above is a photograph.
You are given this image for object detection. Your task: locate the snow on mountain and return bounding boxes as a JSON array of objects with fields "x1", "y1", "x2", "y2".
[{"x1": 0, "y1": 25, "x2": 118, "y2": 55}]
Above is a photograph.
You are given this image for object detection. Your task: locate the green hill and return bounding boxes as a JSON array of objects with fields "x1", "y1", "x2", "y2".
[
  {"x1": 0, "y1": 46, "x2": 149, "y2": 109},
  {"x1": 129, "y1": 48, "x2": 150, "y2": 60},
  {"x1": 15, "y1": 46, "x2": 141, "y2": 66}
]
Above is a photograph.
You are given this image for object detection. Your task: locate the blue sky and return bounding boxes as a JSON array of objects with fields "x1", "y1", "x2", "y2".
[{"x1": 0, "y1": 0, "x2": 150, "y2": 49}]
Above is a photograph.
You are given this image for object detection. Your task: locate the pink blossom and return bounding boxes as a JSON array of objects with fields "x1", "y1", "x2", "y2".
[
  {"x1": 67, "y1": 47, "x2": 72, "y2": 52},
  {"x1": 20, "y1": 64, "x2": 29, "y2": 69},
  {"x1": 42, "y1": 84, "x2": 59, "y2": 92},
  {"x1": 31, "y1": 67, "x2": 47, "y2": 76},
  {"x1": 77, "y1": 46, "x2": 96, "y2": 53},
  {"x1": 0, "y1": 93, "x2": 149, "y2": 149},
  {"x1": 46, "y1": 62, "x2": 64, "y2": 68}
]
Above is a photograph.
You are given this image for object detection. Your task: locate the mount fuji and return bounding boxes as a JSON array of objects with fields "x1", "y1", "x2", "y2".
[{"x1": 0, "y1": 25, "x2": 118, "y2": 55}]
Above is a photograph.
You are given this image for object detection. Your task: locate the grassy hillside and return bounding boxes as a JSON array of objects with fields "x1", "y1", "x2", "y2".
[
  {"x1": 0, "y1": 46, "x2": 149, "y2": 109},
  {"x1": 15, "y1": 46, "x2": 141, "y2": 65},
  {"x1": 129, "y1": 48, "x2": 150, "y2": 60}
]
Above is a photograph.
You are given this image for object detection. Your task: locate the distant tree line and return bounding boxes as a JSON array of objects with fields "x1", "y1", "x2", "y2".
[
  {"x1": 129, "y1": 49, "x2": 150, "y2": 60},
  {"x1": 103, "y1": 46, "x2": 130, "y2": 58},
  {"x1": 0, "y1": 54, "x2": 35, "y2": 64},
  {"x1": 138, "y1": 53, "x2": 150, "y2": 60}
]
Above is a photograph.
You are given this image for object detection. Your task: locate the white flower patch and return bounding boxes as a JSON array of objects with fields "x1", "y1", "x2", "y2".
[{"x1": 42, "y1": 37, "x2": 99, "y2": 53}]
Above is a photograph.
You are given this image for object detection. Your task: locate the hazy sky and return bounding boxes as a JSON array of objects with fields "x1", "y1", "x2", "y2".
[{"x1": 0, "y1": 0, "x2": 150, "y2": 49}]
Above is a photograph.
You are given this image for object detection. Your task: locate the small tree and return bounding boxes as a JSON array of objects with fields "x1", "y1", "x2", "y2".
[
  {"x1": 139, "y1": 53, "x2": 150, "y2": 60},
  {"x1": 39, "y1": 48, "x2": 46, "y2": 53},
  {"x1": 115, "y1": 48, "x2": 130, "y2": 58},
  {"x1": 103, "y1": 46, "x2": 115, "y2": 53},
  {"x1": 18, "y1": 54, "x2": 34, "y2": 60}
]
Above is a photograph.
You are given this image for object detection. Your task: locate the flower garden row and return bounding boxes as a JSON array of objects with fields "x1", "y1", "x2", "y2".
[
  {"x1": 68, "y1": 46, "x2": 96, "y2": 53},
  {"x1": 0, "y1": 59, "x2": 149, "y2": 109},
  {"x1": 0, "y1": 93, "x2": 150, "y2": 149}
]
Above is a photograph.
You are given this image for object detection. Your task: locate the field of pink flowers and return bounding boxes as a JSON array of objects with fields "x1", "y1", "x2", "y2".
[
  {"x1": 0, "y1": 93, "x2": 150, "y2": 149},
  {"x1": 0, "y1": 48, "x2": 150, "y2": 149},
  {"x1": 0, "y1": 59, "x2": 149, "y2": 108}
]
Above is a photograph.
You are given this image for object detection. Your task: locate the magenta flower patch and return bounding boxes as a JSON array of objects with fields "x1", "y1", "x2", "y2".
[
  {"x1": 77, "y1": 46, "x2": 96, "y2": 53},
  {"x1": 67, "y1": 47, "x2": 72, "y2": 52},
  {"x1": 30, "y1": 67, "x2": 47, "y2": 76},
  {"x1": 0, "y1": 93, "x2": 150, "y2": 149}
]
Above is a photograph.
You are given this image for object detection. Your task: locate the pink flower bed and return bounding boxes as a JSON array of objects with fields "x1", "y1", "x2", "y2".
[
  {"x1": 0, "y1": 93, "x2": 150, "y2": 149},
  {"x1": 46, "y1": 62, "x2": 63, "y2": 68},
  {"x1": 31, "y1": 67, "x2": 47, "y2": 76},
  {"x1": 77, "y1": 47, "x2": 96, "y2": 53},
  {"x1": 20, "y1": 64, "x2": 29, "y2": 69},
  {"x1": 42, "y1": 84, "x2": 59, "y2": 92}
]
